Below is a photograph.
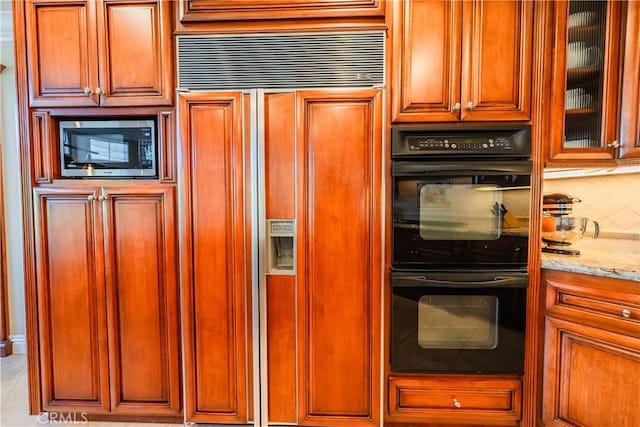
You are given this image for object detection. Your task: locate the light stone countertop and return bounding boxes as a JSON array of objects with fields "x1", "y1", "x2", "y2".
[{"x1": 541, "y1": 238, "x2": 640, "y2": 282}]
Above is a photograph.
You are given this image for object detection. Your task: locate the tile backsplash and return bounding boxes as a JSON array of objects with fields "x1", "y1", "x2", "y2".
[{"x1": 543, "y1": 172, "x2": 640, "y2": 238}]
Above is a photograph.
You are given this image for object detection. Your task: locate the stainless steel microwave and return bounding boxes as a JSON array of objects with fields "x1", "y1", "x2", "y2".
[{"x1": 59, "y1": 119, "x2": 157, "y2": 178}]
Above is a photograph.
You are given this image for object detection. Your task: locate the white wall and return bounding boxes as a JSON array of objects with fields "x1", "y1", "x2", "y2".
[{"x1": 1, "y1": 0, "x2": 27, "y2": 354}]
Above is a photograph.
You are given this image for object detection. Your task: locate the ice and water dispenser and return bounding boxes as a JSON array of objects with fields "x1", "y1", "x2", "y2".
[{"x1": 266, "y1": 220, "x2": 295, "y2": 274}]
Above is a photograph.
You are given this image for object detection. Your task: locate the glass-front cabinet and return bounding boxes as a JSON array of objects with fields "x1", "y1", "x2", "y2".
[{"x1": 548, "y1": 0, "x2": 623, "y2": 162}]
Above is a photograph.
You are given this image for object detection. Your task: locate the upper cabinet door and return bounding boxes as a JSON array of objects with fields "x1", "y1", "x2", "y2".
[
  {"x1": 391, "y1": 0, "x2": 532, "y2": 123},
  {"x1": 547, "y1": 0, "x2": 623, "y2": 162},
  {"x1": 24, "y1": 0, "x2": 172, "y2": 107},
  {"x1": 25, "y1": 0, "x2": 100, "y2": 106},
  {"x1": 619, "y1": 0, "x2": 640, "y2": 159},
  {"x1": 178, "y1": 0, "x2": 385, "y2": 22},
  {"x1": 96, "y1": 0, "x2": 173, "y2": 106},
  {"x1": 391, "y1": 0, "x2": 462, "y2": 122},
  {"x1": 460, "y1": 0, "x2": 532, "y2": 121}
]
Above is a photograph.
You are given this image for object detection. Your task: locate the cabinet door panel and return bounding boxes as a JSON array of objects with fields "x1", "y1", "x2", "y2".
[
  {"x1": 179, "y1": 0, "x2": 385, "y2": 22},
  {"x1": 98, "y1": 0, "x2": 173, "y2": 106},
  {"x1": 392, "y1": 0, "x2": 461, "y2": 122},
  {"x1": 620, "y1": 0, "x2": 640, "y2": 159},
  {"x1": 25, "y1": 1, "x2": 99, "y2": 106},
  {"x1": 296, "y1": 90, "x2": 381, "y2": 426},
  {"x1": 543, "y1": 317, "x2": 640, "y2": 427},
  {"x1": 178, "y1": 93, "x2": 248, "y2": 423},
  {"x1": 461, "y1": 0, "x2": 532, "y2": 121},
  {"x1": 547, "y1": 0, "x2": 622, "y2": 161},
  {"x1": 104, "y1": 187, "x2": 180, "y2": 415},
  {"x1": 33, "y1": 188, "x2": 109, "y2": 412}
]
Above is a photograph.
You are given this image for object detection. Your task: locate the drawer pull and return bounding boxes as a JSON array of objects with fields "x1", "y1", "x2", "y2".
[
  {"x1": 453, "y1": 398, "x2": 462, "y2": 408},
  {"x1": 622, "y1": 309, "x2": 631, "y2": 318}
]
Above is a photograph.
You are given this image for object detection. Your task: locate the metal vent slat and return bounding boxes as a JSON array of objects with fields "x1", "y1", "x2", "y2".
[{"x1": 177, "y1": 31, "x2": 385, "y2": 90}]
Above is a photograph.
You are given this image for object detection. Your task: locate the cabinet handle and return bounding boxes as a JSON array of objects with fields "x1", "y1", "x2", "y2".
[
  {"x1": 465, "y1": 101, "x2": 474, "y2": 110},
  {"x1": 98, "y1": 194, "x2": 108, "y2": 201},
  {"x1": 452, "y1": 102, "x2": 461, "y2": 111},
  {"x1": 95, "y1": 87, "x2": 103, "y2": 95},
  {"x1": 453, "y1": 398, "x2": 462, "y2": 408},
  {"x1": 622, "y1": 309, "x2": 631, "y2": 318},
  {"x1": 83, "y1": 87, "x2": 93, "y2": 95},
  {"x1": 87, "y1": 195, "x2": 95, "y2": 201},
  {"x1": 606, "y1": 140, "x2": 620, "y2": 148}
]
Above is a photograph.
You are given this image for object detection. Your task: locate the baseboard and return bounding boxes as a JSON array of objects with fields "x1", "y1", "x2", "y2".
[{"x1": 8, "y1": 334, "x2": 26, "y2": 354}]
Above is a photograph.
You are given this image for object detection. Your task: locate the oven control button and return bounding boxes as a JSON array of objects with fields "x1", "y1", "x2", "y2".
[
  {"x1": 451, "y1": 143, "x2": 457, "y2": 149},
  {"x1": 483, "y1": 143, "x2": 488, "y2": 148}
]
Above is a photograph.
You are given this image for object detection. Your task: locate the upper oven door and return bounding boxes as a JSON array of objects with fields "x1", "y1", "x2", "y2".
[{"x1": 392, "y1": 161, "x2": 531, "y2": 270}]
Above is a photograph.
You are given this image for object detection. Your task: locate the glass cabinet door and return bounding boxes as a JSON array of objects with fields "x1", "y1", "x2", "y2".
[
  {"x1": 549, "y1": 0, "x2": 623, "y2": 161},
  {"x1": 619, "y1": 0, "x2": 640, "y2": 159}
]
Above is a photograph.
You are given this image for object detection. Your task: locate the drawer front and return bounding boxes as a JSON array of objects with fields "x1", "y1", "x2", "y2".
[
  {"x1": 388, "y1": 376, "x2": 521, "y2": 425},
  {"x1": 545, "y1": 275, "x2": 640, "y2": 336}
]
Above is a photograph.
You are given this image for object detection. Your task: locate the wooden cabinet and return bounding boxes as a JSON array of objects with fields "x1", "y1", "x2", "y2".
[
  {"x1": 387, "y1": 376, "x2": 522, "y2": 426},
  {"x1": 33, "y1": 186, "x2": 181, "y2": 416},
  {"x1": 178, "y1": 89, "x2": 382, "y2": 426},
  {"x1": 178, "y1": 93, "x2": 249, "y2": 423},
  {"x1": 33, "y1": 188, "x2": 110, "y2": 413},
  {"x1": 295, "y1": 90, "x2": 382, "y2": 426},
  {"x1": 25, "y1": 0, "x2": 173, "y2": 107},
  {"x1": 619, "y1": 0, "x2": 640, "y2": 159},
  {"x1": 542, "y1": 269, "x2": 640, "y2": 427},
  {"x1": 391, "y1": 0, "x2": 532, "y2": 122},
  {"x1": 546, "y1": 0, "x2": 640, "y2": 163},
  {"x1": 177, "y1": 0, "x2": 386, "y2": 23}
]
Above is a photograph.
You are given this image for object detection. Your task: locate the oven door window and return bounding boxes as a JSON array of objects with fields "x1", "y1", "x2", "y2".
[
  {"x1": 419, "y1": 183, "x2": 502, "y2": 240},
  {"x1": 392, "y1": 165, "x2": 531, "y2": 269},
  {"x1": 418, "y1": 295, "x2": 498, "y2": 349}
]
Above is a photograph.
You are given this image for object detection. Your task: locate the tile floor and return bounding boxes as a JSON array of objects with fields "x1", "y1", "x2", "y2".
[{"x1": 0, "y1": 355, "x2": 181, "y2": 426}]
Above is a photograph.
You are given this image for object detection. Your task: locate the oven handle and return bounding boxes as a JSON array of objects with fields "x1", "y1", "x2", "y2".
[
  {"x1": 391, "y1": 274, "x2": 529, "y2": 288},
  {"x1": 392, "y1": 161, "x2": 532, "y2": 176}
]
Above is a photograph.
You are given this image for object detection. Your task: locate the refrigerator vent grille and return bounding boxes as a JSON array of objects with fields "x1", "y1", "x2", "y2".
[{"x1": 177, "y1": 31, "x2": 385, "y2": 90}]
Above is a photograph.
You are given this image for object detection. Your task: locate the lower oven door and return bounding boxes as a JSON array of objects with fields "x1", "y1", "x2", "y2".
[{"x1": 391, "y1": 271, "x2": 527, "y2": 374}]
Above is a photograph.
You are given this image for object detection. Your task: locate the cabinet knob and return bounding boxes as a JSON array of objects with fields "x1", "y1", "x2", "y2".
[
  {"x1": 98, "y1": 194, "x2": 108, "y2": 201},
  {"x1": 622, "y1": 309, "x2": 631, "y2": 318},
  {"x1": 452, "y1": 102, "x2": 461, "y2": 111},
  {"x1": 87, "y1": 195, "x2": 95, "y2": 201},
  {"x1": 95, "y1": 87, "x2": 103, "y2": 95},
  {"x1": 606, "y1": 140, "x2": 620, "y2": 148},
  {"x1": 83, "y1": 87, "x2": 93, "y2": 95},
  {"x1": 465, "y1": 101, "x2": 474, "y2": 110},
  {"x1": 453, "y1": 398, "x2": 462, "y2": 408}
]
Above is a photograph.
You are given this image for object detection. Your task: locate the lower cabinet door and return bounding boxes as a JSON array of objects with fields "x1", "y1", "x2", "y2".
[
  {"x1": 33, "y1": 188, "x2": 110, "y2": 413},
  {"x1": 102, "y1": 186, "x2": 181, "y2": 415},
  {"x1": 543, "y1": 316, "x2": 640, "y2": 427},
  {"x1": 387, "y1": 375, "x2": 522, "y2": 426}
]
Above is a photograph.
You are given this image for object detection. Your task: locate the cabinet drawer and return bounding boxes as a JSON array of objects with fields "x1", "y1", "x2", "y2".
[
  {"x1": 545, "y1": 272, "x2": 640, "y2": 336},
  {"x1": 388, "y1": 376, "x2": 521, "y2": 425}
]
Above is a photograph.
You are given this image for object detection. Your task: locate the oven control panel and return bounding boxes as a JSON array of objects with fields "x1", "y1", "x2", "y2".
[
  {"x1": 391, "y1": 126, "x2": 531, "y2": 157},
  {"x1": 406, "y1": 136, "x2": 513, "y2": 152}
]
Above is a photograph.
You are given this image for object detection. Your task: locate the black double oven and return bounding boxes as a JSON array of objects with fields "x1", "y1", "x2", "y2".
[{"x1": 391, "y1": 125, "x2": 531, "y2": 375}]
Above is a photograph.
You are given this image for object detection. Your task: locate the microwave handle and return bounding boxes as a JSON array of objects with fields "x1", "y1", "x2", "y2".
[{"x1": 392, "y1": 275, "x2": 529, "y2": 288}]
